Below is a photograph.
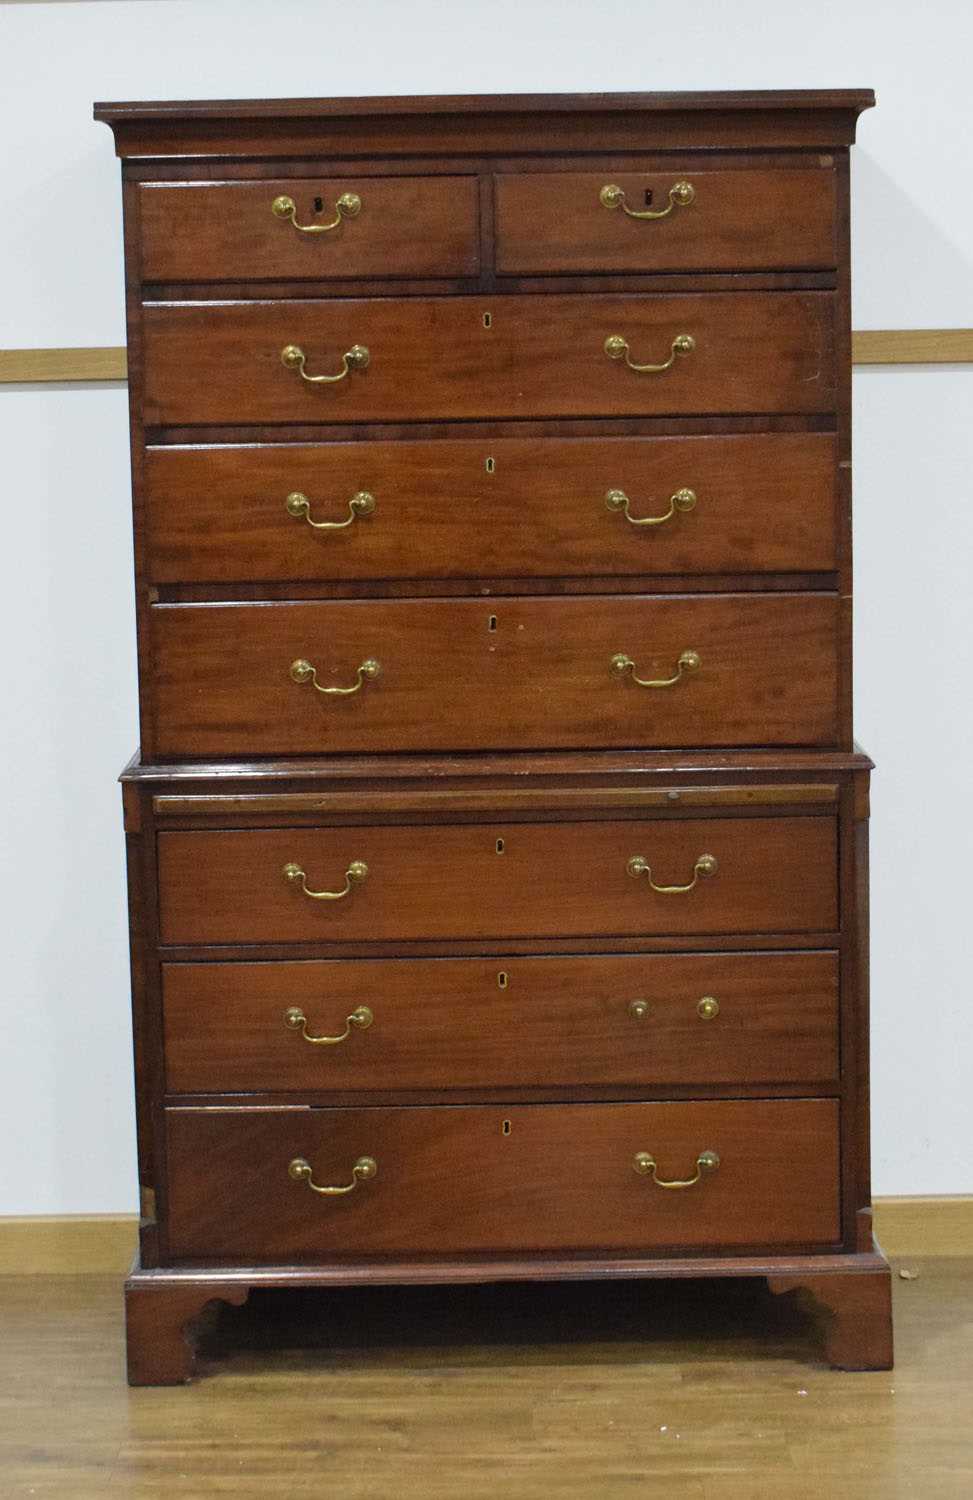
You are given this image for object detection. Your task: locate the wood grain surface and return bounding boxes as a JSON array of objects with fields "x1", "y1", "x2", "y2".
[
  {"x1": 138, "y1": 175, "x2": 480, "y2": 281},
  {"x1": 495, "y1": 168, "x2": 837, "y2": 273},
  {"x1": 143, "y1": 432, "x2": 838, "y2": 583},
  {"x1": 140, "y1": 292, "x2": 836, "y2": 425},
  {"x1": 29, "y1": 1256, "x2": 973, "y2": 1494},
  {"x1": 164, "y1": 1098, "x2": 841, "y2": 1258},
  {"x1": 161, "y1": 950, "x2": 839, "y2": 1094},
  {"x1": 148, "y1": 593, "x2": 839, "y2": 757},
  {"x1": 156, "y1": 814, "x2": 838, "y2": 945}
]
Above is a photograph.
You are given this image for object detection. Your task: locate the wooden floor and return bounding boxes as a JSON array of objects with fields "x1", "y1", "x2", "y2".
[{"x1": 2, "y1": 1259, "x2": 970, "y2": 1498}]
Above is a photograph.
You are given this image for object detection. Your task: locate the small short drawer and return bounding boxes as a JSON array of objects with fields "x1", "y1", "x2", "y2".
[
  {"x1": 148, "y1": 593, "x2": 839, "y2": 758},
  {"x1": 495, "y1": 166, "x2": 837, "y2": 274},
  {"x1": 164, "y1": 1099, "x2": 841, "y2": 1258},
  {"x1": 137, "y1": 176, "x2": 479, "y2": 281},
  {"x1": 143, "y1": 432, "x2": 838, "y2": 584},
  {"x1": 156, "y1": 814, "x2": 837, "y2": 945},
  {"x1": 162, "y1": 951, "x2": 839, "y2": 1094},
  {"x1": 141, "y1": 291, "x2": 835, "y2": 426}
]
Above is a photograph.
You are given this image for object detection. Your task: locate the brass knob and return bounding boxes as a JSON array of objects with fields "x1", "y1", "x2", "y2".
[
  {"x1": 629, "y1": 999, "x2": 650, "y2": 1019},
  {"x1": 697, "y1": 996, "x2": 720, "y2": 1021}
]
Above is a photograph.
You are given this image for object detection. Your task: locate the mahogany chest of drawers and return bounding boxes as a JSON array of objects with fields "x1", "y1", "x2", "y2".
[{"x1": 95, "y1": 89, "x2": 891, "y2": 1383}]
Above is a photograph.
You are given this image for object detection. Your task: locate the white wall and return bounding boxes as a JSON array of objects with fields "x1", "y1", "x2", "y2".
[{"x1": 1, "y1": 0, "x2": 971, "y2": 1211}]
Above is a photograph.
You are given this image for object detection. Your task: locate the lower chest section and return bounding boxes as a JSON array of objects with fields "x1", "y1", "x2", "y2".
[{"x1": 131, "y1": 765, "x2": 863, "y2": 1266}]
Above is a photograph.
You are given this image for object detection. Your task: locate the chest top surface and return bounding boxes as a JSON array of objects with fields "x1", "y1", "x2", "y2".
[{"x1": 94, "y1": 88, "x2": 875, "y2": 158}]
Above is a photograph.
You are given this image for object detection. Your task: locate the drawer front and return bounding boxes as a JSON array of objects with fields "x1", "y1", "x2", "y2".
[
  {"x1": 163, "y1": 951, "x2": 839, "y2": 1093},
  {"x1": 145, "y1": 433, "x2": 837, "y2": 583},
  {"x1": 150, "y1": 594, "x2": 839, "y2": 757},
  {"x1": 157, "y1": 815, "x2": 837, "y2": 945},
  {"x1": 142, "y1": 292, "x2": 834, "y2": 425},
  {"x1": 138, "y1": 176, "x2": 480, "y2": 281},
  {"x1": 495, "y1": 167, "x2": 837, "y2": 273},
  {"x1": 164, "y1": 1099, "x2": 841, "y2": 1258}
]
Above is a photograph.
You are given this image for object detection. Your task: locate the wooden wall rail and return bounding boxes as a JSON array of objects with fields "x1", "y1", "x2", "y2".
[
  {"x1": 2, "y1": 1198, "x2": 971, "y2": 1273},
  {"x1": 1, "y1": 330, "x2": 972, "y2": 384}
]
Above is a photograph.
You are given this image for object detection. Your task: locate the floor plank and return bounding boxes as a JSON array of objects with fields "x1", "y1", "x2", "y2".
[{"x1": 1, "y1": 1260, "x2": 969, "y2": 1498}]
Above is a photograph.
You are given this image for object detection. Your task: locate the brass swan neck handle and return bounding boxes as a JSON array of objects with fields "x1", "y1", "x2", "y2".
[
  {"x1": 284, "y1": 1005, "x2": 374, "y2": 1045},
  {"x1": 626, "y1": 853, "x2": 718, "y2": 895},
  {"x1": 282, "y1": 860, "x2": 369, "y2": 901},
  {"x1": 272, "y1": 190, "x2": 362, "y2": 233},
  {"x1": 633, "y1": 1150, "x2": 720, "y2": 1189},
  {"x1": 599, "y1": 180, "x2": 695, "y2": 220},
  {"x1": 288, "y1": 1156, "x2": 377, "y2": 1195},
  {"x1": 286, "y1": 489, "x2": 376, "y2": 531},
  {"x1": 280, "y1": 343, "x2": 370, "y2": 384},
  {"x1": 606, "y1": 487, "x2": 697, "y2": 528},
  {"x1": 604, "y1": 333, "x2": 695, "y2": 374}
]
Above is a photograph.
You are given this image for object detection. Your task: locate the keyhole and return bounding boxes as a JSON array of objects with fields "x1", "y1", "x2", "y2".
[
  {"x1": 484, "y1": 456, "x2": 495, "y2": 475},
  {"x1": 496, "y1": 838, "x2": 505, "y2": 855},
  {"x1": 501, "y1": 1119, "x2": 512, "y2": 1136},
  {"x1": 643, "y1": 188, "x2": 654, "y2": 206},
  {"x1": 497, "y1": 970, "x2": 509, "y2": 989},
  {"x1": 482, "y1": 312, "x2": 493, "y2": 329},
  {"x1": 488, "y1": 615, "x2": 498, "y2": 632},
  {"x1": 313, "y1": 196, "x2": 324, "y2": 214}
]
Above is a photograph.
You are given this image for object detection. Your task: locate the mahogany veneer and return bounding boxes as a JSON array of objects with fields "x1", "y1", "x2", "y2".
[
  {"x1": 142, "y1": 292, "x2": 835, "y2": 426},
  {"x1": 493, "y1": 167, "x2": 838, "y2": 273},
  {"x1": 164, "y1": 1099, "x2": 842, "y2": 1259},
  {"x1": 97, "y1": 89, "x2": 889, "y2": 1384},
  {"x1": 156, "y1": 814, "x2": 838, "y2": 944},
  {"x1": 149, "y1": 594, "x2": 840, "y2": 757},
  {"x1": 144, "y1": 432, "x2": 838, "y2": 582},
  {"x1": 138, "y1": 175, "x2": 480, "y2": 281},
  {"x1": 162, "y1": 951, "x2": 840, "y2": 1094}
]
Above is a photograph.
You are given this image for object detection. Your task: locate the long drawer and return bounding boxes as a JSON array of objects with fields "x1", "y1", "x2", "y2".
[
  {"x1": 162, "y1": 951, "x2": 840, "y2": 1093},
  {"x1": 138, "y1": 175, "x2": 480, "y2": 281},
  {"x1": 494, "y1": 167, "x2": 837, "y2": 273},
  {"x1": 144, "y1": 432, "x2": 838, "y2": 583},
  {"x1": 156, "y1": 815, "x2": 837, "y2": 945},
  {"x1": 149, "y1": 593, "x2": 839, "y2": 757},
  {"x1": 141, "y1": 292, "x2": 835, "y2": 425},
  {"x1": 164, "y1": 1099, "x2": 842, "y2": 1258}
]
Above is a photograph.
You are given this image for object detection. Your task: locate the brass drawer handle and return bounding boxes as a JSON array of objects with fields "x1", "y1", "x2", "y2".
[
  {"x1": 284, "y1": 1004, "x2": 374, "y2": 1044},
  {"x1": 628, "y1": 996, "x2": 720, "y2": 1020},
  {"x1": 606, "y1": 487, "x2": 697, "y2": 528},
  {"x1": 286, "y1": 489, "x2": 376, "y2": 531},
  {"x1": 627, "y1": 853, "x2": 718, "y2": 894},
  {"x1": 288, "y1": 1155, "x2": 377, "y2": 1195},
  {"x1": 611, "y1": 649, "x2": 700, "y2": 688},
  {"x1": 272, "y1": 190, "x2": 362, "y2": 233},
  {"x1": 599, "y1": 180, "x2": 695, "y2": 220},
  {"x1": 290, "y1": 657, "x2": 381, "y2": 696},
  {"x1": 633, "y1": 1149, "x2": 720, "y2": 1189},
  {"x1": 282, "y1": 859, "x2": 369, "y2": 901},
  {"x1": 604, "y1": 333, "x2": 694, "y2": 374},
  {"x1": 280, "y1": 343, "x2": 370, "y2": 384}
]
